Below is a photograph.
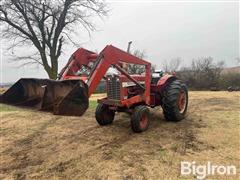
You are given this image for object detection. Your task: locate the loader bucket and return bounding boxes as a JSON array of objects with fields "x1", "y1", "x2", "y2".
[
  {"x1": 0, "y1": 78, "x2": 47, "y2": 107},
  {"x1": 41, "y1": 79, "x2": 89, "y2": 116},
  {"x1": 0, "y1": 78, "x2": 89, "y2": 116}
]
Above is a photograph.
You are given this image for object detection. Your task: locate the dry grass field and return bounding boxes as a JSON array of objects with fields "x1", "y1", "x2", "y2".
[{"x1": 0, "y1": 91, "x2": 239, "y2": 179}]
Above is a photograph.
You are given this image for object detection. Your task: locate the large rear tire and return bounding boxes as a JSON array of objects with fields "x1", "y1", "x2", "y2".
[
  {"x1": 95, "y1": 104, "x2": 115, "y2": 125},
  {"x1": 162, "y1": 80, "x2": 188, "y2": 121},
  {"x1": 131, "y1": 105, "x2": 150, "y2": 133}
]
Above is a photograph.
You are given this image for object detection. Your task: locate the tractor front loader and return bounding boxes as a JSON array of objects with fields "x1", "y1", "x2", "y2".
[
  {"x1": 0, "y1": 45, "x2": 188, "y2": 132},
  {"x1": 0, "y1": 48, "x2": 97, "y2": 116}
]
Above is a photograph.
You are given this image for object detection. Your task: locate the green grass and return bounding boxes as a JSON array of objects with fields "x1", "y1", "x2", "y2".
[
  {"x1": 89, "y1": 100, "x2": 98, "y2": 109},
  {"x1": 0, "y1": 104, "x2": 18, "y2": 112},
  {"x1": 0, "y1": 101, "x2": 98, "y2": 112}
]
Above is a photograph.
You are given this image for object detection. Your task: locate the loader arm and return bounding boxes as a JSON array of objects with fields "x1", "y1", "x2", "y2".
[
  {"x1": 0, "y1": 45, "x2": 151, "y2": 116},
  {"x1": 59, "y1": 48, "x2": 98, "y2": 80},
  {"x1": 58, "y1": 45, "x2": 151, "y2": 99},
  {"x1": 86, "y1": 45, "x2": 151, "y2": 104}
]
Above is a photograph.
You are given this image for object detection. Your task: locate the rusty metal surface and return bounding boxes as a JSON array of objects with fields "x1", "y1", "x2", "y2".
[{"x1": 0, "y1": 78, "x2": 89, "y2": 116}]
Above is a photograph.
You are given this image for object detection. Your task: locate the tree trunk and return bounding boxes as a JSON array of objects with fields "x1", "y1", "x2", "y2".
[
  {"x1": 47, "y1": 70, "x2": 58, "y2": 80},
  {"x1": 49, "y1": 56, "x2": 58, "y2": 80},
  {"x1": 43, "y1": 57, "x2": 58, "y2": 80}
]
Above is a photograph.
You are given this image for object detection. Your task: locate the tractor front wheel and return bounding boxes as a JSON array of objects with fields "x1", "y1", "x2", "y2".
[
  {"x1": 162, "y1": 79, "x2": 188, "y2": 121},
  {"x1": 95, "y1": 104, "x2": 115, "y2": 125},
  {"x1": 131, "y1": 105, "x2": 150, "y2": 133}
]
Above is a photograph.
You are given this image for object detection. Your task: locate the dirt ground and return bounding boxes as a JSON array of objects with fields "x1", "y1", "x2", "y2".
[{"x1": 0, "y1": 91, "x2": 239, "y2": 179}]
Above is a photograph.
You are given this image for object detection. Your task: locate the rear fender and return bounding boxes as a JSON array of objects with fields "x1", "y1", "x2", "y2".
[{"x1": 157, "y1": 74, "x2": 177, "y2": 91}]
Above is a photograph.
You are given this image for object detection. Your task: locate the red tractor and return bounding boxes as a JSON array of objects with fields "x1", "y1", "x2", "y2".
[{"x1": 0, "y1": 45, "x2": 188, "y2": 133}]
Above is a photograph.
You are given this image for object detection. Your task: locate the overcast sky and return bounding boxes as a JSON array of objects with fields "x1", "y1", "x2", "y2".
[{"x1": 0, "y1": 0, "x2": 239, "y2": 83}]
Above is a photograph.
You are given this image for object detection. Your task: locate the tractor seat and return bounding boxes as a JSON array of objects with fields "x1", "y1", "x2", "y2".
[
  {"x1": 151, "y1": 70, "x2": 164, "y2": 84},
  {"x1": 151, "y1": 77, "x2": 161, "y2": 84}
]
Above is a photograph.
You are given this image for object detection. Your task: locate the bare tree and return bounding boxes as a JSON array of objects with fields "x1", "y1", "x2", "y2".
[
  {"x1": 162, "y1": 57, "x2": 182, "y2": 73},
  {"x1": 236, "y1": 57, "x2": 240, "y2": 65},
  {"x1": 177, "y1": 57, "x2": 226, "y2": 90},
  {"x1": 0, "y1": 0, "x2": 108, "y2": 79},
  {"x1": 190, "y1": 57, "x2": 224, "y2": 89},
  {"x1": 127, "y1": 49, "x2": 155, "y2": 74},
  {"x1": 133, "y1": 49, "x2": 145, "y2": 59},
  {"x1": 128, "y1": 49, "x2": 146, "y2": 74}
]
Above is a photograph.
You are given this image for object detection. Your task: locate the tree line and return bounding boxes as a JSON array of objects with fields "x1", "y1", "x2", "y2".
[
  {"x1": 128, "y1": 49, "x2": 239, "y2": 91},
  {"x1": 163, "y1": 57, "x2": 240, "y2": 90}
]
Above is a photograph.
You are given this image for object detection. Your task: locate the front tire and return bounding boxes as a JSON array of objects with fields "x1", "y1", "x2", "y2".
[
  {"x1": 131, "y1": 105, "x2": 150, "y2": 133},
  {"x1": 95, "y1": 104, "x2": 115, "y2": 125},
  {"x1": 162, "y1": 80, "x2": 188, "y2": 121}
]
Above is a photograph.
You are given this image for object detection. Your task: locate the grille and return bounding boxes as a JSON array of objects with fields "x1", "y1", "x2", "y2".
[{"x1": 107, "y1": 76, "x2": 121, "y2": 100}]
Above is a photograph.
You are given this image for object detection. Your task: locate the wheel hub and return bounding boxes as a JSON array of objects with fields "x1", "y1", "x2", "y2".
[
  {"x1": 140, "y1": 113, "x2": 148, "y2": 129},
  {"x1": 178, "y1": 90, "x2": 187, "y2": 113}
]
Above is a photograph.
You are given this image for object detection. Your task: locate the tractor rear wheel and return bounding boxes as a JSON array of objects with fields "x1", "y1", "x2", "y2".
[
  {"x1": 131, "y1": 105, "x2": 150, "y2": 133},
  {"x1": 162, "y1": 79, "x2": 188, "y2": 121},
  {"x1": 95, "y1": 104, "x2": 115, "y2": 125}
]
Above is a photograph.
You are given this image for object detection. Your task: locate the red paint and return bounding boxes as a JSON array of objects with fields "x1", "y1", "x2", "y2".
[
  {"x1": 140, "y1": 113, "x2": 148, "y2": 129},
  {"x1": 178, "y1": 90, "x2": 186, "y2": 113},
  {"x1": 57, "y1": 45, "x2": 177, "y2": 109}
]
